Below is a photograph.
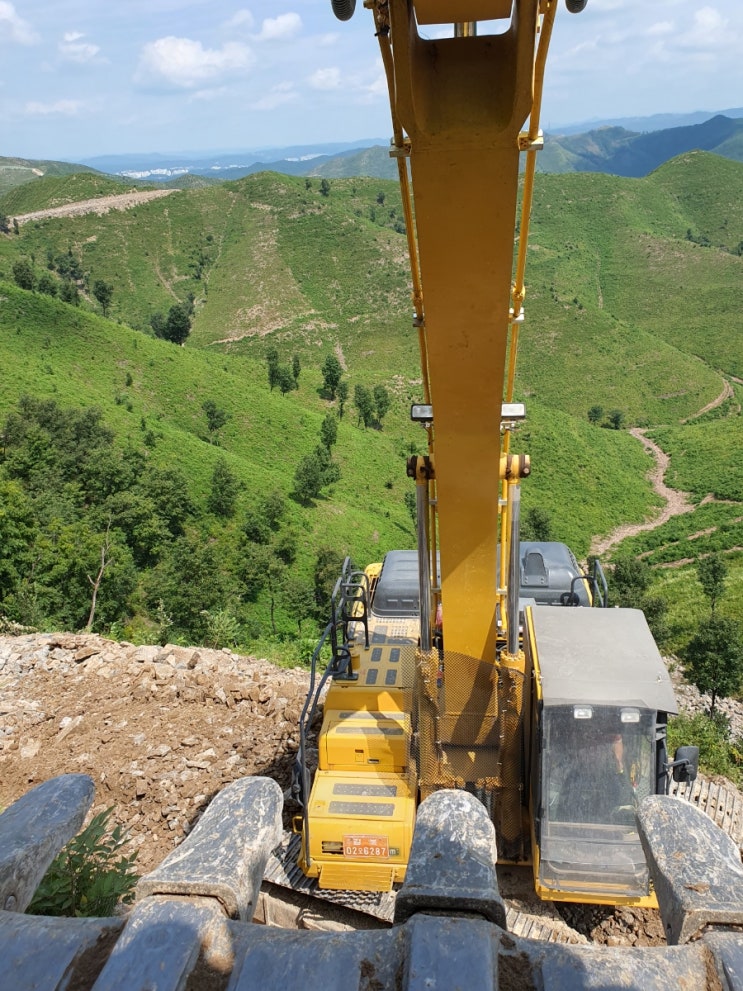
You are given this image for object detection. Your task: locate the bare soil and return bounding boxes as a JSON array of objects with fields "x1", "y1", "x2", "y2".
[
  {"x1": 12, "y1": 190, "x2": 178, "y2": 226},
  {"x1": 0, "y1": 633, "x2": 307, "y2": 873}
]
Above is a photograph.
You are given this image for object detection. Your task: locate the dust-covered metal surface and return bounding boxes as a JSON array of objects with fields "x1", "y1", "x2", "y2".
[
  {"x1": 394, "y1": 790, "x2": 506, "y2": 926},
  {"x1": 0, "y1": 773, "x2": 94, "y2": 913},
  {"x1": 637, "y1": 794, "x2": 743, "y2": 945},
  {"x1": 3, "y1": 775, "x2": 743, "y2": 990},
  {"x1": 136, "y1": 775, "x2": 283, "y2": 920}
]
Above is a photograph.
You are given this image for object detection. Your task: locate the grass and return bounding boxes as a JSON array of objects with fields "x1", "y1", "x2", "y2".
[{"x1": 2, "y1": 153, "x2": 743, "y2": 641}]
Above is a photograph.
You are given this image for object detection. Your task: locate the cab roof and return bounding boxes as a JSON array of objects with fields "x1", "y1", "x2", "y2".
[{"x1": 530, "y1": 606, "x2": 677, "y2": 715}]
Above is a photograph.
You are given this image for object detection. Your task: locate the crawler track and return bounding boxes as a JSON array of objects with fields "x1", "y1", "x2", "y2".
[{"x1": 260, "y1": 774, "x2": 743, "y2": 938}]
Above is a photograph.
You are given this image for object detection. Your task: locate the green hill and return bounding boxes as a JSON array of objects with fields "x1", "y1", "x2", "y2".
[
  {"x1": 0, "y1": 157, "x2": 102, "y2": 199},
  {"x1": 1, "y1": 153, "x2": 742, "y2": 651},
  {"x1": 0, "y1": 171, "x2": 153, "y2": 216}
]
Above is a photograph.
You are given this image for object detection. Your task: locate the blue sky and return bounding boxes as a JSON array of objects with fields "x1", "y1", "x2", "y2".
[{"x1": 1, "y1": 1, "x2": 741, "y2": 161}]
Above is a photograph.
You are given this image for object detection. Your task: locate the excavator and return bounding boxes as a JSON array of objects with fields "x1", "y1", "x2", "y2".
[
  {"x1": 4, "y1": 4, "x2": 743, "y2": 986},
  {"x1": 291, "y1": 0, "x2": 699, "y2": 908}
]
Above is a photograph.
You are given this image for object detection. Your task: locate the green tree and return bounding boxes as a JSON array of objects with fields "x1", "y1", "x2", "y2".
[
  {"x1": 92, "y1": 279, "x2": 114, "y2": 317},
  {"x1": 292, "y1": 354, "x2": 301, "y2": 384},
  {"x1": 12, "y1": 521, "x2": 136, "y2": 633},
  {"x1": 0, "y1": 479, "x2": 35, "y2": 603},
  {"x1": 54, "y1": 250, "x2": 83, "y2": 281},
  {"x1": 373, "y1": 384, "x2": 391, "y2": 426},
  {"x1": 354, "y1": 384, "x2": 375, "y2": 427},
  {"x1": 0, "y1": 214, "x2": 9, "y2": 234},
  {"x1": 610, "y1": 555, "x2": 650, "y2": 609},
  {"x1": 242, "y1": 506, "x2": 271, "y2": 544},
  {"x1": 293, "y1": 455, "x2": 323, "y2": 503},
  {"x1": 138, "y1": 464, "x2": 193, "y2": 536},
  {"x1": 609, "y1": 554, "x2": 668, "y2": 645},
  {"x1": 321, "y1": 354, "x2": 343, "y2": 399},
  {"x1": 260, "y1": 490, "x2": 286, "y2": 529},
  {"x1": 404, "y1": 490, "x2": 416, "y2": 524},
  {"x1": 264, "y1": 555, "x2": 287, "y2": 634},
  {"x1": 154, "y1": 304, "x2": 191, "y2": 345},
  {"x1": 276, "y1": 365, "x2": 296, "y2": 395},
  {"x1": 241, "y1": 491, "x2": 285, "y2": 546},
  {"x1": 206, "y1": 457, "x2": 241, "y2": 518},
  {"x1": 607, "y1": 409, "x2": 625, "y2": 430},
  {"x1": 293, "y1": 446, "x2": 340, "y2": 503},
  {"x1": 274, "y1": 529, "x2": 297, "y2": 566},
  {"x1": 683, "y1": 617, "x2": 743, "y2": 717},
  {"x1": 150, "y1": 312, "x2": 166, "y2": 337},
  {"x1": 147, "y1": 534, "x2": 228, "y2": 642},
  {"x1": 319, "y1": 178, "x2": 331, "y2": 197},
  {"x1": 101, "y1": 490, "x2": 172, "y2": 567},
  {"x1": 337, "y1": 380, "x2": 349, "y2": 418},
  {"x1": 522, "y1": 506, "x2": 552, "y2": 542},
  {"x1": 320, "y1": 411, "x2": 338, "y2": 450},
  {"x1": 236, "y1": 543, "x2": 272, "y2": 601},
  {"x1": 313, "y1": 547, "x2": 345, "y2": 619},
  {"x1": 697, "y1": 553, "x2": 728, "y2": 615},
  {"x1": 12, "y1": 259, "x2": 35, "y2": 290},
  {"x1": 266, "y1": 347, "x2": 280, "y2": 390},
  {"x1": 587, "y1": 405, "x2": 603, "y2": 425},
  {"x1": 59, "y1": 280, "x2": 79, "y2": 306},
  {"x1": 37, "y1": 272, "x2": 58, "y2": 297},
  {"x1": 202, "y1": 399, "x2": 229, "y2": 439},
  {"x1": 282, "y1": 575, "x2": 315, "y2": 633}
]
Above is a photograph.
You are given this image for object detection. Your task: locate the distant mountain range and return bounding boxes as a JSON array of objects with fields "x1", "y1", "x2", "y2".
[
  {"x1": 77, "y1": 111, "x2": 743, "y2": 184},
  {"x1": 2, "y1": 110, "x2": 743, "y2": 197},
  {"x1": 305, "y1": 115, "x2": 743, "y2": 181},
  {"x1": 78, "y1": 140, "x2": 387, "y2": 184}
]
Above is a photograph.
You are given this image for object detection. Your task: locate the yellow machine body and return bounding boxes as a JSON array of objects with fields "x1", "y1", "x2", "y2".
[
  {"x1": 298, "y1": 0, "x2": 678, "y2": 907},
  {"x1": 299, "y1": 610, "x2": 419, "y2": 891}
]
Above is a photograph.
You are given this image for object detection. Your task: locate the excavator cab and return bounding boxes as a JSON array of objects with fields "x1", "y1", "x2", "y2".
[{"x1": 526, "y1": 607, "x2": 679, "y2": 905}]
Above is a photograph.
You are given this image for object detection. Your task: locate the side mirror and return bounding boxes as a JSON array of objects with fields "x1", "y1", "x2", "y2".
[{"x1": 671, "y1": 746, "x2": 699, "y2": 784}]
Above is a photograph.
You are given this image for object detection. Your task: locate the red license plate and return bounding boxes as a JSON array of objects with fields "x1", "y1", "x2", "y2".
[{"x1": 342, "y1": 834, "x2": 390, "y2": 858}]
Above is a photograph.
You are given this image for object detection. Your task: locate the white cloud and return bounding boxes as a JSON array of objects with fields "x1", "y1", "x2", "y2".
[
  {"x1": 308, "y1": 67, "x2": 341, "y2": 91},
  {"x1": 59, "y1": 31, "x2": 101, "y2": 64},
  {"x1": 363, "y1": 69, "x2": 388, "y2": 101},
  {"x1": 25, "y1": 99, "x2": 84, "y2": 116},
  {"x1": 254, "y1": 13, "x2": 301, "y2": 42},
  {"x1": 690, "y1": 5, "x2": 727, "y2": 40},
  {"x1": 224, "y1": 9, "x2": 255, "y2": 31},
  {"x1": 646, "y1": 21, "x2": 673, "y2": 38},
  {"x1": 135, "y1": 36, "x2": 254, "y2": 90},
  {"x1": 0, "y1": 1, "x2": 39, "y2": 44},
  {"x1": 250, "y1": 81, "x2": 297, "y2": 111},
  {"x1": 316, "y1": 32, "x2": 339, "y2": 47}
]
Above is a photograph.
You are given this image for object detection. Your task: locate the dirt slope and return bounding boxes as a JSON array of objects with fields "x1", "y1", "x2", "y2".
[{"x1": 0, "y1": 633, "x2": 308, "y2": 872}]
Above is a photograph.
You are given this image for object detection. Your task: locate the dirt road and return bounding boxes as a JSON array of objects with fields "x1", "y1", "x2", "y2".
[
  {"x1": 590, "y1": 429, "x2": 694, "y2": 558},
  {"x1": 12, "y1": 189, "x2": 178, "y2": 226}
]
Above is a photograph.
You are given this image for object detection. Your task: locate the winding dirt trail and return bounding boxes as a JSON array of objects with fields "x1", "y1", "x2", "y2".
[
  {"x1": 682, "y1": 378, "x2": 734, "y2": 422},
  {"x1": 589, "y1": 428, "x2": 694, "y2": 558},
  {"x1": 589, "y1": 374, "x2": 738, "y2": 558}
]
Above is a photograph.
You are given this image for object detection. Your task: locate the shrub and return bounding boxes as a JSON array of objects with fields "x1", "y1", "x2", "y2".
[
  {"x1": 27, "y1": 808, "x2": 138, "y2": 917},
  {"x1": 667, "y1": 711, "x2": 742, "y2": 787}
]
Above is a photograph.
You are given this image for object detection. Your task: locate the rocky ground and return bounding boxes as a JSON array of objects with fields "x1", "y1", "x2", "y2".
[
  {"x1": 0, "y1": 633, "x2": 308, "y2": 874},
  {"x1": 1, "y1": 632, "x2": 741, "y2": 945}
]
